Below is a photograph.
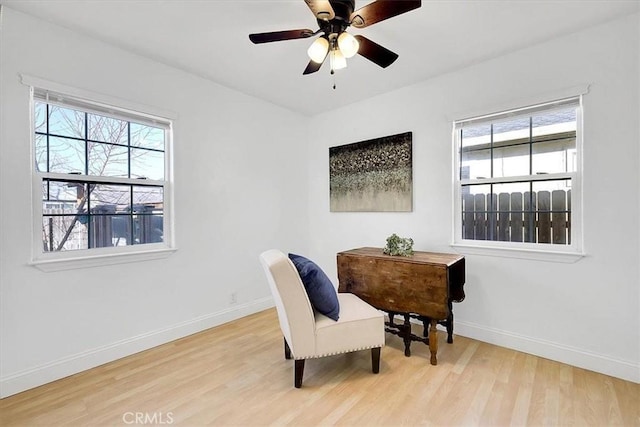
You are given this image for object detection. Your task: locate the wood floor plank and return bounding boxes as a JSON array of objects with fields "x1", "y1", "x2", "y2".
[{"x1": 1, "y1": 308, "x2": 638, "y2": 427}]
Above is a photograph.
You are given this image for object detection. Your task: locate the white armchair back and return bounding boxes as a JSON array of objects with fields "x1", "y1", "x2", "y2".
[{"x1": 259, "y1": 249, "x2": 315, "y2": 358}]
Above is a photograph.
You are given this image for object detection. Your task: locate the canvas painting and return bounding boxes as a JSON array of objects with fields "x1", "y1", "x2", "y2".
[{"x1": 330, "y1": 132, "x2": 412, "y2": 212}]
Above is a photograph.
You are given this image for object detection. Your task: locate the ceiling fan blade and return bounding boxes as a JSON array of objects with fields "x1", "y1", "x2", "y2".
[
  {"x1": 249, "y1": 29, "x2": 315, "y2": 44},
  {"x1": 354, "y1": 35, "x2": 399, "y2": 68},
  {"x1": 350, "y1": 0, "x2": 421, "y2": 29},
  {"x1": 303, "y1": 53, "x2": 327, "y2": 75},
  {"x1": 304, "y1": 0, "x2": 335, "y2": 21}
]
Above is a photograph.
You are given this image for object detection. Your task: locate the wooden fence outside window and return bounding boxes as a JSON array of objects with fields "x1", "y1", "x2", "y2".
[{"x1": 461, "y1": 189, "x2": 571, "y2": 244}]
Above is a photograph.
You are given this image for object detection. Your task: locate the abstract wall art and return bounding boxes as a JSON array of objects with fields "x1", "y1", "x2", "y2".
[{"x1": 329, "y1": 132, "x2": 412, "y2": 212}]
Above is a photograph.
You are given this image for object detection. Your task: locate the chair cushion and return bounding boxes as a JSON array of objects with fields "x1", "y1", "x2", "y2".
[
  {"x1": 288, "y1": 253, "x2": 340, "y2": 321},
  {"x1": 314, "y1": 293, "x2": 385, "y2": 357}
]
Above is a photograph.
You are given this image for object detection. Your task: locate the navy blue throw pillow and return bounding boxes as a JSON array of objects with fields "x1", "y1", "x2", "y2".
[{"x1": 288, "y1": 253, "x2": 340, "y2": 321}]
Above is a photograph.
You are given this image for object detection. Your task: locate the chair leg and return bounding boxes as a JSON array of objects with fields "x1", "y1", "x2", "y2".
[
  {"x1": 371, "y1": 347, "x2": 381, "y2": 374},
  {"x1": 294, "y1": 359, "x2": 305, "y2": 388},
  {"x1": 284, "y1": 338, "x2": 292, "y2": 360}
]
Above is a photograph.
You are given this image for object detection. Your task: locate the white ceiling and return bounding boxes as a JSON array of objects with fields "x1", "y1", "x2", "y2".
[{"x1": 2, "y1": 0, "x2": 638, "y2": 116}]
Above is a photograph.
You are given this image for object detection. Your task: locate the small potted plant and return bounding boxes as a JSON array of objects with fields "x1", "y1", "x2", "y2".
[{"x1": 383, "y1": 233, "x2": 414, "y2": 257}]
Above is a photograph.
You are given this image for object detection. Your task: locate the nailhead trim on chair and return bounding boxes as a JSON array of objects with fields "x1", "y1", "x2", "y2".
[{"x1": 292, "y1": 344, "x2": 384, "y2": 360}]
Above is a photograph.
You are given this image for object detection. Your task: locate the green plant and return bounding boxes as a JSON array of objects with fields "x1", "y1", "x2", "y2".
[{"x1": 383, "y1": 233, "x2": 414, "y2": 256}]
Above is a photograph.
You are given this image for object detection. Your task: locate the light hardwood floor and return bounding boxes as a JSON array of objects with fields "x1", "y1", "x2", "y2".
[{"x1": 1, "y1": 308, "x2": 638, "y2": 426}]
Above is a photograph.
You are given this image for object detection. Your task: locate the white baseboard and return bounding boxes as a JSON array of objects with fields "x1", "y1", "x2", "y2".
[
  {"x1": 0, "y1": 297, "x2": 275, "y2": 398},
  {"x1": 454, "y1": 320, "x2": 640, "y2": 384}
]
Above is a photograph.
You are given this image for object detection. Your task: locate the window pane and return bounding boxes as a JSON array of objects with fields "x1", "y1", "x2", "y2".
[
  {"x1": 131, "y1": 148, "x2": 164, "y2": 180},
  {"x1": 461, "y1": 184, "x2": 491, "y2": 240},
  {"x1": 89, "y1": 210, "x2": 130, "y2": 248},
  {"x1": 492, "y1": 182, "x2": 533, "y2": 243},
  {"x1": 132, "y1": 187, "x2": 163, "y2": 244},
  {"x1": 461, "y1": 124, "x2": 491, "y2": 180},
  {"x1": 133, "y1": 185, "x2": 163, "y2": 206},
  {"x1": 532, "y1": 106, "x2": 576, "y2": 137},
  {"x1": 35, "y1": 134, "x2": 47, "y2": 173},
  {"x1": 88, "y1": 142, "x2": 128, "y2": 177},
  {"x1": 130, "y1": 123, "x2": 164, "y2": 150},
  {"x1": 532, "y1": 178, "x2": 572, "y2": 192},
  {"x1": 492, "y1": 116, "x2": 531, "y2": 178},
  {"x1": 88, "y1": 113, "x2": 128, "y2": 144},
  {"x1": 48, "y1": 136, "x2": 85, "y2": 174},
  {"x1": 109, "y1": 215, "x2": 131, "y2": 246},
  {"x1": 532, "y1": 107, "x2": 577, "y2": 174},
  {"x1": 42, "y1": 216, "x2": 88, "y2": 251},
  {"x1": 42, "y1": 181, "x2": 88, "y2": 252},
  {"x1": 89, "y1": 184, "x2": 131, "y2": 248},
  {"x1": 492, "y1": 116, "x2": 530, "y2": 143},
  {"x1": 48, "y1": 105, "x2": 85, "y2": 138},
  {"x1": 35, "y1": 102, "x2": 47, "y2": 133},
  {"x1": 89, "y1": 184, "x2": 131, "y2": 211},
  {"x1": 133, "y1": 214, "x2": 163, "y2": 244},
  {"x1": 43, "y1": 180, "x2": 84, "y2": 205},
  {"x1": 532, "y1": 179, "x2": 571, "y2": 245},
  {"x1": 532, "y1": 142, "x2": 576, "y2": 175},
  {"x1": 492, "y1": 143, "x2": 530, "y2": 178}
]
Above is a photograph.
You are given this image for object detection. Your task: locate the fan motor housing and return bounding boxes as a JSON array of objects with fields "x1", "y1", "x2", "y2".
[{"x1": 317, "y1": 0, "x2": 355, "y2": 34}]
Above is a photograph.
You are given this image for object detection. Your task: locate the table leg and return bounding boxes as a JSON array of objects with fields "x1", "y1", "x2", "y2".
[
  {"x1": 422, "y1": 317, "x2": 429, "y2": 338},
  {"x1": 446, "y1": 306, "x2": 454, "y2": 344},
  {"x1": 388, "y1": 312, "x2": 396, "y2": 324},
  {"x1": 429, "y1": 319, "x2": 438, "y2": 365},
  {"x1": 403, "y1": 314, "x2": 411, "y2": 357}
]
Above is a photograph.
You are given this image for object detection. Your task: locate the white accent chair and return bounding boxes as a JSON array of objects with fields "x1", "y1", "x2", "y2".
[{"x1": 259, "y1": 249, "x2": 385, "y2": 388}]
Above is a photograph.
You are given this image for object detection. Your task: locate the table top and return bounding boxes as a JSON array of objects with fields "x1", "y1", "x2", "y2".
[{"x1": 337, "y1": 247, "x2": 464, "y2": 267}]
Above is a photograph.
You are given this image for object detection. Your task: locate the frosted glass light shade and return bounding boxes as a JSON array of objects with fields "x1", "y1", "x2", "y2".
[
  {"x1": 307, "y1": 37, "x2": 329, "y2": 63},
  {"x1": 332, "y1": 49, "x2": 347, "y2": 70},
  {"x1": 337, "y1": 32, "x2": 359, "y2": 58}
]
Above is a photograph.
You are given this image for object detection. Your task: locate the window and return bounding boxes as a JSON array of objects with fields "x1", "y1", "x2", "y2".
[
  {"x1": 453, "y1": 97, "x2": 583, "y2": 256},
  {"x1": 30, "y1": 86, "x2": 174, "y2": 269}
]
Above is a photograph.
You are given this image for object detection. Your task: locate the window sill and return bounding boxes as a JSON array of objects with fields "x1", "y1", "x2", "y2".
[
  {"x1": 450, "y1": 243, "x2": 585, "y2": 263},
  {"x1": 30, "y1": 247, "x2": 177, "y2": 272}
]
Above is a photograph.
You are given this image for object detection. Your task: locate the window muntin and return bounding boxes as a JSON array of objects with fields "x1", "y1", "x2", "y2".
[
  {"x1": 33, "y1": 91, "x2": 171, "y2": 255},
  {"x1": 455, "y1": 98, "x2": 580, "y2": 250}
]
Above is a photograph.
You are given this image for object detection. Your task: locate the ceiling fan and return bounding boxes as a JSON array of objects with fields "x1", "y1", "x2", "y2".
[{"x1": 249, "y1": 0, "x2": 422, "y2": 76}]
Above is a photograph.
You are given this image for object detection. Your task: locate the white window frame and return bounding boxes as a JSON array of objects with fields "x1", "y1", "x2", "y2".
[
  {"x1": 451, "y1": 95, "x2": 585, "y2": 263},
  {"x1": 22, "y1": 75, "x2": 177, "y2": 271}
]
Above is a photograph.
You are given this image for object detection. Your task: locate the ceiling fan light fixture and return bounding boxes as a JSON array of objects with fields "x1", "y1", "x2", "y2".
[
  {"x1": 331, "y1": 49, "x2": 347, "y2": 70},
  {"x1": 337, "y1": 31, "x2": 359, "y2": 58},
  {"x1": 307, "y1": 37, "x2": 329, "y2": 63},
  {"x1": 338, "y1": 31, "x2": 360, "y2": 58}
]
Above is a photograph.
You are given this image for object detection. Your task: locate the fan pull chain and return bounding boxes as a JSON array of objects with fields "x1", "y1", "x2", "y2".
[{"x1": 329, "y1": 47, "x2": 337, "y2": 89}]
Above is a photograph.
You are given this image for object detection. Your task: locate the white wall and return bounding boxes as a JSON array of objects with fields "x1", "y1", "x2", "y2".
[
  {"x1": 307, "y1": 14, "x2": 640, "y2": 382},
  {"x1": 0, "y1": 7, "x2": 309, "y2": 397}
]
